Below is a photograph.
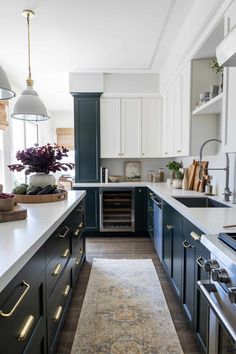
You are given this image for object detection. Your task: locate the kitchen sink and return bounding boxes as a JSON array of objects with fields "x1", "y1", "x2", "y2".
[{"x1": 173, "y1": 197, "x2": 230, "y2": 208}]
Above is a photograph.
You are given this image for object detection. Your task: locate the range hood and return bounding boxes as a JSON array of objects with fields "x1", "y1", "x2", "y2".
[{"x1": 216, "y1": 25, "x2": 236, "y2": 66}]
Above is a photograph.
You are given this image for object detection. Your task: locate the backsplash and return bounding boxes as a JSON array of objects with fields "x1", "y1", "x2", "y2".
[{"x1": 101, "y1": 158, "x2": 172, "y2": 182}]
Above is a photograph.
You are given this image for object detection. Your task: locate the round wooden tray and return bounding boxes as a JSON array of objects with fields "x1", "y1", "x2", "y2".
[{"x1": 14, "y1": 190, "x2": 67, "y2": 204}]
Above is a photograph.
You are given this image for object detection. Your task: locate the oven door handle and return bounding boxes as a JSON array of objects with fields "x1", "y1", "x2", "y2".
[{"x1": 197, "y1": 280, "x2": 236, "y2": 345}]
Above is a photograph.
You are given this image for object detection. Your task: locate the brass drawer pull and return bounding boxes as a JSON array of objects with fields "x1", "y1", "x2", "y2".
[
  {"x1": 17, "y1": 315, "x2": 34, "y2": 342},
  {"x1": 62, "y1": 284, "x2": 70, "y2": 297},
  {"x1": 0, "y1": 281, "x2": 30, "y2": 318},
  {"x1": 196, "y1": 256, "x2": 205, "y2": 268},
  {"x1": 74, "y1": 228, "x2": 80, "y2": 236},
  {"x1": 53, "y1": 306, "x2": 63, "y2": 322},
  {"x1": 182, "y1": 240, "x2": 192, "y2": 248},
  {"x1": 61, "y1": 248, "x2": 69, "y2": 258},
  {"x1": 58, "y1": 226, "x2": 69, "y2": 238},
  {"x1": 166, "y1": 224, "x2": 174, "y2": 230},
  {"x1": 77, "y1": 206, "x2": 84, "y2": 212},
  {"x1": 79, "y1": 248, "x2": 84, "y2": 254},
  {"x1": 190, "y1": 231, "x2": 201, "y2": 241},
  {"x1": 52, "y1": 264, "x2": 62, "y2": 277},
  {"x1": 75, "y1": 256, "x2": 81, "y2": 265}
]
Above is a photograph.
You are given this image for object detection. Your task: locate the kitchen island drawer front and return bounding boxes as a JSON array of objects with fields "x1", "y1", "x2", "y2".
[
  {"x1": 23, "y1": 316, "x2": 46, "y2": 354},
  {"x1": 46, "y1": 221, "x2": 71, "y2": 264},
  {"x1": 72, "y1": 236, "x2": 86, "y2": 280},
  {"x1": 46, "y1": 241, "x2": 71, "y2": 298},
  {"x1": 47, "y1": 266, "x2": 73, "y2": 350},
  {"x1": 0, "y1": 270, "x2": 45, "y2": 354}
]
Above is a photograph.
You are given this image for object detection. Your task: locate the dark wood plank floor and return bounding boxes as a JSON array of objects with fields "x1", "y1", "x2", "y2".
[{"x1": 56, "y1": 237, "x2": 201, "y2": 354}]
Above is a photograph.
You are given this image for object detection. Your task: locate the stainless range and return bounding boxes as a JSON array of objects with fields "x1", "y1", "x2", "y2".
[{"x1": 200, "y1": 232, "x2": 236, "y2": 354}]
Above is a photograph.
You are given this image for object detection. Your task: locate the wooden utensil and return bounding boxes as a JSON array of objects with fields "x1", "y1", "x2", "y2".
[{"x1": 193, "y1": 161, "x2": 208, "y2": 191}]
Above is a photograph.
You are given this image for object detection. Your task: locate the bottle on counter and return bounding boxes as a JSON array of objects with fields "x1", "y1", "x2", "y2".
[
  {"x1": 158, "y1": 168, "x2": 165, "y2": 182},
  {"x1": 205, "y1": 176, "x2": 213, "y2": 195}
]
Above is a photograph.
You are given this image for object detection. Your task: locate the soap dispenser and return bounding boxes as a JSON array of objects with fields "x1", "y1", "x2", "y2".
[{"x1": 205, "y1": 176, "x2": 213, "y2": 195}]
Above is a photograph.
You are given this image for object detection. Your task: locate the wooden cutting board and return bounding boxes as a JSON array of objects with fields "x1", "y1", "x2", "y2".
[
  {"x1": 193, "y1": 161, "x2": 208, "y2": 191},
  {"x1": 0, "y1": 204, "x2": 27, "y2": 223},
  {"x1": 187, "y1": 160, "x2": 196, "y2": 190}
]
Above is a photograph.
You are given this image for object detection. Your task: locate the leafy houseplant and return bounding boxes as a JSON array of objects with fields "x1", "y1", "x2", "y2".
[
  {"x1": 209, "y1": 58, "x2": 224, "y2": 92},
  {"x1": 166, "y1": 161, "x2": 182, "y2": 187},
  {"x1": 8, "y1": 144, "x2": 74, "y2": 175}
]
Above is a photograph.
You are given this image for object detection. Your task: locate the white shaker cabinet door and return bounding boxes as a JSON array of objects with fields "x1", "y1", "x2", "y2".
[
  {"x1": 142, "y1": 97, "x2": 162, "y2": 157},
  {"x1": 100, "y1": 98, "x2": 121, "y2": 158},
  {"x1": 163, "y1": 85, "x2": 174, "y2": 157},
  {"x1": 121, "y1": 98, "x2": 142, "y2": 158},
  {"x1": 173, "y1": 75, "x2": 182, "y2": 156}
]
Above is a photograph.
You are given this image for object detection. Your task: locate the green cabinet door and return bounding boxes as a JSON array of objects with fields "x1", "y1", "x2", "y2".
[
  {"x1": 171, "y1": 208, "x2": 183, "y2": 298},
  {"x1": 73, "y1": 187, "x2": 99, "y2": 232},
  {"x1": 72, "y1": 93, "x2": 102, "y2": 182},
  {"x1": 147, "y1": 189, "x2": 154, "y2": 240},
  {"x1": 135, "y1": 187, "x2": 147, "y2": 233}
]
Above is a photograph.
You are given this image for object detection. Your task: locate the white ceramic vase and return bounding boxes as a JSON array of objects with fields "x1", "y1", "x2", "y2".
[
  {"x1": 29, "y1": 173, "x2": 56, "y2": 187},
  {"x1": 173, "y1": 179, "x2": 182, "y2": 189}
]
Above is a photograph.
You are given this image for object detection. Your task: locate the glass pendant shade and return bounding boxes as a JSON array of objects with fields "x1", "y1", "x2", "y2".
[
  {"x1": 0, "y1": 65, "x2": 15, "y2": 100},
  {"x1": 12, "y1": 84, "x2": 49, "y2": 121}
]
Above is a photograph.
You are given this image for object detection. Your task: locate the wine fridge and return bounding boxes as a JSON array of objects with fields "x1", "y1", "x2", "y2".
[{"x1": 99, "y1": 188, "x2": 135, "y2": 232}]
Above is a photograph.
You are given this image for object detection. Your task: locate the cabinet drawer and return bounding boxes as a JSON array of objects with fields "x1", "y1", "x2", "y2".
[
  {"x1": 47, "y1": 266, "x2": 72, "y2": 349},
  {"x1": 183, "y1": 218, "x2": 207, "y2": 254},
  {"x1": 46, "y1": 222, "x2": 71, "y2": 264},
  {"x1": 0, "y1": 270, "x2": 45, "y2": 354},
  {"x1": 23, "y1": 316, "x2": 46, "y2": 354},
  {"x1": 46, "y1": 239, "x2": 71, "y2": 298},
  {"x1": 72, "y1": 236, "x2": 85, "y2": 280}
]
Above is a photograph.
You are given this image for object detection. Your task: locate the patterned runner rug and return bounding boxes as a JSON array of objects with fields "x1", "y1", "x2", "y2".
[{"x1": 71, "y1": 259, "x2": 183, "y2": 354}]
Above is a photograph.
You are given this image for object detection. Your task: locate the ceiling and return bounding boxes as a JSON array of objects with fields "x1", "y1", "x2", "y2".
[{"x1": 0, "y1": 0, "x2": 193, "y2": 113}]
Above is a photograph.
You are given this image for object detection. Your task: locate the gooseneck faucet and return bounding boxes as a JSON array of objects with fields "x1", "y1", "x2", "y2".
[{"x1": 199, "y1": 138, "x2": 232, "y2": 202}]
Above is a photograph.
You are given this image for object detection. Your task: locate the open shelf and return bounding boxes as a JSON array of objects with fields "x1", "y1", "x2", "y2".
[{"x1": 192, "y1": 92, "x2": 223, "y2": 115}]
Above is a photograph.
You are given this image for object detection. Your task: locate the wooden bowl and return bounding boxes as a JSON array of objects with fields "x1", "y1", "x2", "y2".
[
  {"x1": 108, "y1": 175, "x2": 123, "y2": 183},
  {"x1": 0, "y1": 196, "x2": 15, "y2": 212}
]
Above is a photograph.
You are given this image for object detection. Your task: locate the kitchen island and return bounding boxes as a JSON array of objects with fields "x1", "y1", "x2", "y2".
[{"x1": 0, "y1": 190, "x2": 86, "y2": 354}]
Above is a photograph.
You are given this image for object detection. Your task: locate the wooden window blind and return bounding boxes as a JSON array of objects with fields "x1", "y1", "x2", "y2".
[
  {"x1": 56, "y1": 128, "x2": 74, "y2": 150},
  {"x1": 0, "y1": 101, "x2": 8, "y2": 130}
]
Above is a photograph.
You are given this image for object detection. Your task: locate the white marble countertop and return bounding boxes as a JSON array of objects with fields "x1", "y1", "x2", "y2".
[
  {"x1": 74, "y1": 181, "x2": 236, "y2": 235},
  {"x1": 0, "y1": 190, "x2": 85, "y2": 293}
]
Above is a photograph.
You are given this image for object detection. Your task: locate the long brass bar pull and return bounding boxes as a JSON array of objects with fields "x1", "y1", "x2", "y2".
[
  {"x1": 53, "y1": 306, "x2": 62, "y2": 322},
  {"x1": 52, "y1": 264, "x2": 62, "y2": 277},
  {"x1": 61, "y1": 248, "x2": 69, "y2": 258},
  {"x1": 0, "y1": 281, "x2": 30, "y2": 318},
  {"x1": 62, "y1": 285, "x2": 70, "y2": 297},
  {"x1": 58, "y1": 226, "x2": 69, "y2": 238},
  {"x1": 190, "y1": 231, "x2": 201, "y2": 242},
  {"x1": 17, "y1": 315, "x2": 34, "y2": 342}
]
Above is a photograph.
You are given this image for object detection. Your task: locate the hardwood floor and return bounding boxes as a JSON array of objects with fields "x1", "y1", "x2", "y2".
[{"x1": 56, "y1": 237, "x2": 201, "y2": 354}]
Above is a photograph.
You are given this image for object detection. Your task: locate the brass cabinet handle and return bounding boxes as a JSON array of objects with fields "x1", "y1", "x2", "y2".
[
  {"x1": 61, "y1": 248, "x2": 69, "y2": 258},
  {"x1": 52, "y1": 264, "x2": 62, "y2": 277},
  {"x1": 166, "y1": 224, "x2": 174, "y2": 230},
  {"x1": 75, "y1": 257, "x2": 80, "y2": 265},
  {"x1": 79, "y1": 248, "x2": 84, "y2": 254},
  {"x1": 0, "y1": 281, "x2": 30, "y2": 318},
  {"x1": 182, "y1": 240, "x2": 193, "y2": 248},
  {"x1": 17, "y1": 315, "x2": 34, "y2": 342},
  {"x1": 196, "y1": 256, "x2": 205, "y2": 268},
  {"x1": 77, "y1": 206, "x2": 84, "y2": 213},
  {"x1": 74, "y1": 222, "x2": 84, "y2": 236},
  {"x1": 190, "y1": 231, "x2": 201, "y2": 241},
  {"x1": 62, "y1": 284, "x2": 70, "y2": 297},
  {"x1": 53, "y1": 306, "x2": 63, "y2": 322},
  {"x1": 58, "y1": 226, "x2": 70, "y2": 238}
]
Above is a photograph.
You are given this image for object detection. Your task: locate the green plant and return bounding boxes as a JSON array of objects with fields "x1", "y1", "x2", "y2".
[
  {"x1": 166, "y1": 161, "x2": 181, "y2": 172},
  {"x1": 209, "y1": 59, "x2": 223, "y2": 73},
  {"x1": 175, "y1": 170, "x2": 183, "y2": 180}
]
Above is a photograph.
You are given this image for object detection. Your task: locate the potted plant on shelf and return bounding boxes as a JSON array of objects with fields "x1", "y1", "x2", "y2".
[
  {"x1": 166, "y1": 161, "x2": 183, "y2": 188},
  {"x1": 209, "y1": 58, "x2": 223, "y2": 92},
  {"x1": 8, "y1": 144, "x2": 74, "y2": 187}
]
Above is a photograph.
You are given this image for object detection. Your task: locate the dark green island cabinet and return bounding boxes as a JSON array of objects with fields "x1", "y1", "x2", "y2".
[
  {"x1": 162, "y1": 201, "x2": 210, "y2": 353},
  {"x1": 0, "y1": 199, "x2": 85, "y2": 354}
]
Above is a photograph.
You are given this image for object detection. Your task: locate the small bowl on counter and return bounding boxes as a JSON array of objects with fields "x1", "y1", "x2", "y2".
[
  {"x1": 108, "y1": 175, "x2": 123, "y2": 183},
  {"x1": 0, "y1": 193, "x2": 15, "y2": 212}
]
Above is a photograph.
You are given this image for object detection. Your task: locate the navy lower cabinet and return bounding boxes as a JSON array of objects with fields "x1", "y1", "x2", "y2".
[
  {"x1": 135, "y1": 187, "x2": 147, "y2": 233},
  {"x1": 182, "y1": 218, "x2": 210, "y2": 354},
  {"x1": 72, "y1": 92, "x2": 102, "y2": 183},
  {"x1": 147, "y1": 189, "x2": 154, "y2": 240},
  {"x1": 163, "y1": 202, "x2": 183, "y2": 297},
  {"x1": 73, "y1": 187, "x2": 99, "y2": 233}
]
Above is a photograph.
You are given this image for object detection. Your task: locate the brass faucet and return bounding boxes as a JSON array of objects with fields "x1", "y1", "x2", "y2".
[{"x1": 199, "y1": 138, "x2": 232, "y2": 202}]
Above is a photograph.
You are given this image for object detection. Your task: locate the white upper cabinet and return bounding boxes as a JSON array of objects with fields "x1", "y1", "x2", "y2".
[
  {"x1": 100, "y1": 96, "x2": 162, "y2": 158},
  {"x1": 141, "y1": 97, "x2": 162, "y2": 157},
  {"x1": 100, "y1": 99, "x2": 121, "y2": 158},
  {"x1": 222, "y1": 3, "x2": 236, "y2": 153},
  {"x1": 162, "y1": 62, "x2": 190, "y2": 157},
  {"x1": 121, "y1": 98, "x2": 141, "y2": 158}
]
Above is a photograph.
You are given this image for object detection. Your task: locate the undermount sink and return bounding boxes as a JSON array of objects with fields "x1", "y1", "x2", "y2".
[{"x1": 173, "y1": 197, "x2": 230, "y2": 208}]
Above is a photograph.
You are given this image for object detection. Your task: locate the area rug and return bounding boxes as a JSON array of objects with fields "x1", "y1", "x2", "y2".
[{"x1": 71, "y1": 259, "x2": 183, "y2": 354}]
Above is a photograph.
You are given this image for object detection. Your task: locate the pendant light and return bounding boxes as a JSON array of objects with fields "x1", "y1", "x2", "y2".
[
  {"x1": 12, "y1": 10, "x2": 49, "y2": 121},
  {"x1": 0, "y1": 66, "x2": 15, "y2": 100}
]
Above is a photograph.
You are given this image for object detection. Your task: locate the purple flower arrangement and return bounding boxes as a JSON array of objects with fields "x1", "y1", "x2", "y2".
[{"x1": 8, "y1": 144, "x2": 75, "y2": 175}]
